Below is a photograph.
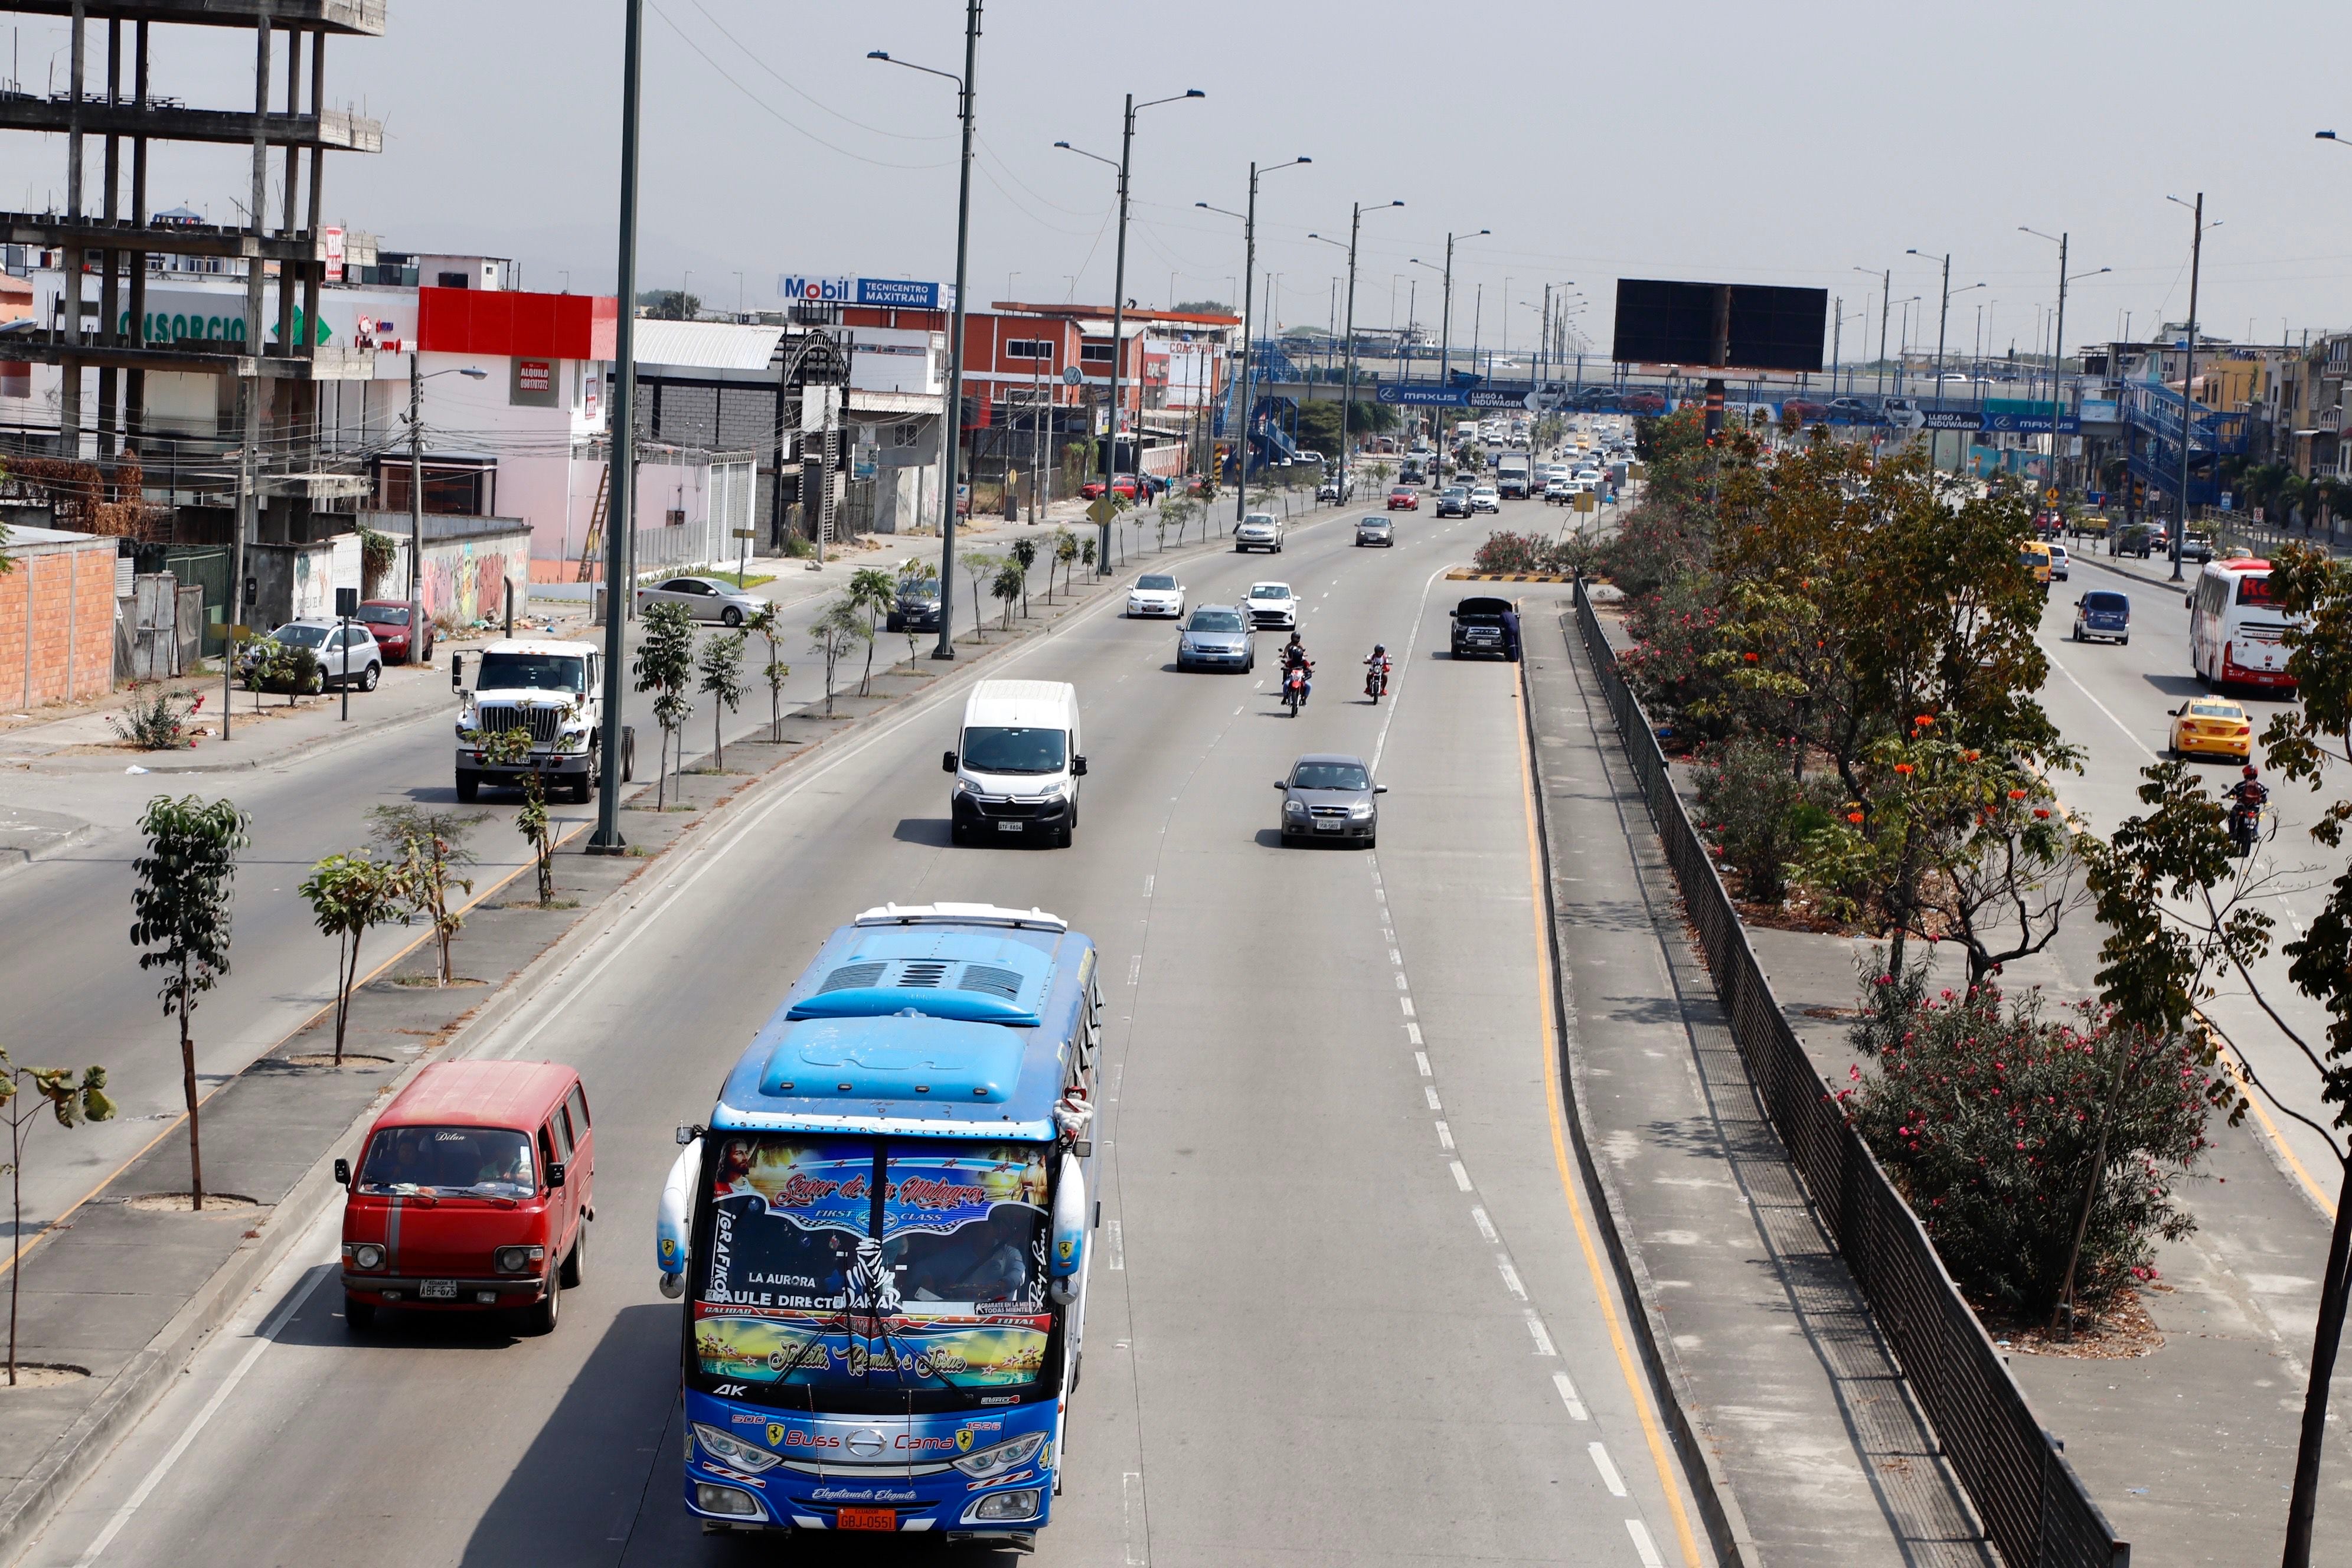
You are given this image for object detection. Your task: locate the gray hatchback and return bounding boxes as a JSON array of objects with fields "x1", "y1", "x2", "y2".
[
  {"x1": 1177, "y1": 605, "x2": 1255, "y2": 672},
  {"x1": 1274, "y1": 753, "x2": 1386, "y2": 847}
]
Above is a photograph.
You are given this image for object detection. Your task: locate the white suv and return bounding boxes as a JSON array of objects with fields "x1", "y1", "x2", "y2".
[{"x1": 1235, "y1": 511, "x2": 1285, "y2": 553}]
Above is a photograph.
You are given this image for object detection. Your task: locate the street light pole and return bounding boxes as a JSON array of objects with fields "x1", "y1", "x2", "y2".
[
  {"x1": 1201, "y1": 155, "x2": 1309, "y2": 527},
  {"x1": 870, "y1": 5, "x2": 985, "y2": 659},
  {"x1": 1340, "y1": 201, "x2": 1402, "y2": 496},
  {"x1": 2168, "y1": 193, "x2": 2207, "y2": 583},
  {"x1": 589, "y1": 0, "x2": 643, "y2": 851}
]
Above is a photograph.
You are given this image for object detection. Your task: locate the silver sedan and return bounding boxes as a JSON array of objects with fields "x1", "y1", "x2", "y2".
[{"x1": 634, "y1": 576, "x2": 765, "y2": 626}]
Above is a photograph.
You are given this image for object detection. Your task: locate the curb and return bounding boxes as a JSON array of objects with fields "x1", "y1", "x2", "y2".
[
  {"x1": 1520, "y1": 617, "x2": 1762, "y2": 1568},
  {"x1": 1446, "y1": 570, "x2": 1574, "y2": 582},
  {"x1": 0, "y1": 819, "x2": 97, "y2": 884},
  {"x1": 0, "y1": 505, "x2": 1327, "y2": 1567}
]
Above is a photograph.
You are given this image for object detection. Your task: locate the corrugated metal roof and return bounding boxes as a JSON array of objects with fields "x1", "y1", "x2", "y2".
[{"x1": 631, "y1": 318, "x2": 783, "y2": 371}]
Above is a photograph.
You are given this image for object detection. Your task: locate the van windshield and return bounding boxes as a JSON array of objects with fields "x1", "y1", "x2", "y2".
[
  {"x1": 961, "y1": 725, "x2": 1067, "y2": 775},
  {"x1": 358, "y1": 1125, "x2": 535, "y2": 1197}
]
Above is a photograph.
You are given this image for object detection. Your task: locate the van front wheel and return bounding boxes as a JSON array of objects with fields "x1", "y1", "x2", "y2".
[
  {"x1": 344, "y1": 1294, "x2": 375, "y2": 1334},
  {"x1": 561, "y1": 1221, "x2": 587, "y2": 1289},
  {"x1": 525, "y1": 1268, "x2": 561, "y2": 1335}
]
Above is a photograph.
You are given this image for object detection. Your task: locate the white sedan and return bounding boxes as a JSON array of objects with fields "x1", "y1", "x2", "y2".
[
  {"x1": 1246, "y1": 581, "x2": 1298, "y2": 630},
  {"x1": 1127, "y1": 573, "x2": 1185, "y2": 619},
  {"x1": 1469, "y1": 486, "x2": 1501, "y2": 513}
]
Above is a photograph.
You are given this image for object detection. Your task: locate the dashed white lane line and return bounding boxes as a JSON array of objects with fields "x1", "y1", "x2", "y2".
[
  {"x1": 1388, "y1": 948, "x2": 1403, "y2": 965},
  {"x1": 1423, "y1": 1085, "x2": 1442, "y2": 1110},
  {"x1": 1393, "y1": 972, "x2": 1409, "y2": 991},
  {"x1": 1449, "y1": 1161, "x2": 1474, "y2": 1191},
  {"x1": 1405, "y1": 1022, "x2": 1423, "y2": 1046},
  {"x1": 1399, "y1": 996, "x2": 1415, "y2": 1017},
  {"x1": 1496, "y1": 1256, "x2": 1528, "y2": 1299},
  {"x1": 1414, "y1": 1050, "x2": 1432, "y2": 1077},
  {"x1": 1109, "y1": 1219, "x2": 1125, "y2": 1270},
  {"x1": 1143, "y1": 874, "x2": 1154, "y2": 899},
  {"x1": 1553, "y1": 1371, "x2": 1590, "y2": 1421},
  {"x1": 1590, "y1": 1442, "x2": 1629, "y2": 1497},
  {"x1": 1435, "y1": 1121, "x2": 1455, "y2": 1151},
  {"x1": 1122, "y1": 1471, "x2": 1149, "y2": 1565},
  {"x1": 1627, "y1": 1519, "x2": 1665, "y2": 1566},
  {"x1": 1525, "y1": 1311, "x2": 1557, "y2": 1357},
  {"x1": 1127, "y1": 954, "x2": 1141, "y2": 985},
  {"x1": 1471, "y1": 1206, "x2": 1499, "y2": 1244}
]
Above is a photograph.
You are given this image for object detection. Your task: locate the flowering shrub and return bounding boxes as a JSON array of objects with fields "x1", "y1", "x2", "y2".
[
  {"x1": 1470, "y1": 531, "x2": 1592, "y2": 576},
  {"x1": 1692, "y1": 736, "x2": 1842, "y2": 906},
  {"x1": 1837, "y1": 962, "x2": 2213, "y2": 1318}
]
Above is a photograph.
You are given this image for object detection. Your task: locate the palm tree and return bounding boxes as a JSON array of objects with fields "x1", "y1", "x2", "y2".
[{"x1": 845, "y1": 567, "x2": 896, "y2": 695}]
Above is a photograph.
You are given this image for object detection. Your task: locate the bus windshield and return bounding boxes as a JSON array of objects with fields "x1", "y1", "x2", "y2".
[{"x1": 693, "y1": 1135, "x2": 1052, "y2": 1400}]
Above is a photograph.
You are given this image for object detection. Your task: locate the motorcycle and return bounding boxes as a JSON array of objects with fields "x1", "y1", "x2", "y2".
[
  {"x1": 2230, "y1": 801, "x2": 2262, "y2": 858},
  {"x1": 1282, "y1": 664, "x2": 1309, "y2": 716},
  {"x1": 1365, "y1": 658, "x2": 1391, "y2": 702}
]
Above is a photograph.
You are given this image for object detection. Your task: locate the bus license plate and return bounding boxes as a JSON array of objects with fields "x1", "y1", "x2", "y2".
[
  {"x1": 837, "y1": 1507, "x2": 895, "y2": 1531},
  {"x1": 420, "y1": 1280, "x2": 457, "y2": 1300},
  {"x1": 997, "y1": 822, "x2": 1024, "y2": 833}
]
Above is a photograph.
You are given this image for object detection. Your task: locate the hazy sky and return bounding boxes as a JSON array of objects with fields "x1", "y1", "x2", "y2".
[{"x1": 11, "y1": 1, "x2": 2352, "y2": 361}]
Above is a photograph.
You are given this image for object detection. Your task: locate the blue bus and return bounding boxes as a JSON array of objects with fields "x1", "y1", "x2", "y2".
[{"x1": 656, "y1": 902, "x2": 1102, "y2": 1546}]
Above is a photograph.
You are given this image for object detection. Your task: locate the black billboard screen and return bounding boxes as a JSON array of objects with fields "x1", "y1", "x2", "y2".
[{"x1": 1611, "y1": 280, "x2": 1827, "y2": 374}]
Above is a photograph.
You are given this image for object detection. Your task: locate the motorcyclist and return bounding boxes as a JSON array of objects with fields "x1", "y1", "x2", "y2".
[
  {"x1": 1281, "y1": 636, "x2": 1313, "y2": 709},
  {"x1": 2228, "y1": 765, "x2": 2269, "y2": 811},
  {"x1": 1364, "y1": 642, "x2": 1391, "y2": 698}
]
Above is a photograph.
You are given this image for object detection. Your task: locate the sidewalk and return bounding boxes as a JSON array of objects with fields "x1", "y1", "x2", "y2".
[{"x1": 1522, "y1": 599, "x2": 1997, "y2": 1568}]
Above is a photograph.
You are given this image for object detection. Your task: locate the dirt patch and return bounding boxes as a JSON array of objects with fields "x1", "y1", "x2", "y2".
[
  {"x1": 0, "y1": 1364, "x2": 92, "y2": 1390},
  {"x1": 1799, "y1": 1005, "x2": 1865, "y2": 1022},
  {"x1": 279, "y1": 1052, "x2": 397, "y2": 1070},
  {"x1": 381, "y1": 974, "x2": 487, "y2": 988},
  {"x1": 122, "y1": 1192, "x2": 264, "y2": 1214},
  {"x1": 1980, "y1": 1286, "x2": 2166, "y2": 1359}
]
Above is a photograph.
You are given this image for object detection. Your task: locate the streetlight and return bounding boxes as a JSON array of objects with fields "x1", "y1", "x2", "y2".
[
  {"x1": 1311, "y1": 202, "x2": 1406, "y2": 488},
  {"x1": 404, "y1": 357, "x2": 488, "y2": 628},
  {"x1": 871, "y1": 9, "x2": 982, "y2": 659},
  {"x1": 1055, "y1": 87, "x2": 1206, "y2": 566},
  {"x1": 2020, "y1": 224, "x2": 2113, "y2": 528},
  {"x1": 589, "y1": 0, "x2": 646, "y2": 848},
  {"x1": 2165, "y1": 193, "x2": 2217, "y2": 582},
  {"x1": 1195, "y1": 153, "x2": 1309, "y2": 524},
  {"x1": 1905, "y1": 249, "x2": 1956, "y2": 387},
  {"x1": 1853, "y1": 264, "x2": 1890, "y2": 392}
]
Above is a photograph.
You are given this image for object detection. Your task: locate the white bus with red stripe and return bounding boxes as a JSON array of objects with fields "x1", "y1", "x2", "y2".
[{"x1": 2187, "y1": 556, "x2": 2304, "y2": 692}]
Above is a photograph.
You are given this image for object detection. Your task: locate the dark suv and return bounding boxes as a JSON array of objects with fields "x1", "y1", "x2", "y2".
[
  {"x1": 1436, "y1": 486, "x2": 1472, "y2": 518},
  {"x1": 1449, "y1": 595, "x2": 1521, "y2": 661},
  {"x1": 887, "y1": 584, "x2": 942, "y2": 632}
]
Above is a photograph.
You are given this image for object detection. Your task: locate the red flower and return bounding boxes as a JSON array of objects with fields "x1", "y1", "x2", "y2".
[
  {"x1": 2033, "y1": 808, "x2": 2051, "y2": 819},
  {"x1": 1894, "y1": 762, "x2": 1915, "y2": 776},
  {"x1": 1847, "y1": 811, "x2": 1865, "y2": 824},
  {"x1": 2008, "y1": 788, "x2": 2028, "y2": 801}
]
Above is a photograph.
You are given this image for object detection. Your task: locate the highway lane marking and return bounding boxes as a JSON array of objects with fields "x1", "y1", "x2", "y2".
[
  {"x1": 1553, "y1": 1370, "x2": 1590, "y2": 1420},
  {"x1": 1413, "y1": 1048, "x2": 1431, "y2": 1074},
  {"x1": 1525, "y1": 1312, "x2": 1557, "y2": 1357},
  {"x1": 71, "y1": 1257, "x2": 335, "y2": 1566},
  {"x1": 1435, "y1": 1121, "x2": 1455, "y2": 1151},
  {"x1": 1394, "y1": 972, "x2": 1409, "y2": 990},
  {"x1": 1497, "y1": 1256, "x2": 1528, "y2": 1299},
  {"x1": 1128, "y1": 954, "x2": 1141, "y2": 985},
  {"x1": 1399, "y1": 996, "x2": 1415, "y2": 1017},
  {"x1": 1143, "y1": 874, "x2": 1154, "y2": 899},
  {"x1": 1628, "y1": 1519, "x2": 1667, "y2": 1567},
  {"x1": 1370, "y1": 557, "x2": 1459, "y2": 776},
  {"x1": 1514, "y1": 664, "x2": 1706, "y2": 1566},
  {"x1": 1109, "y1": 1219, "x2": 1125, "y2": 1270},
  {"x1": 1122, "y1": 1471, "x2": 1149, "y2": 1566},
  {"x1": 1450, "y1": 1161, "x2": 1474, "y2": 1191},
  {"x1": 1589, "y1": 1441, "x2": 1629, "y2": 1497},
  {"x1": 1471, "y1": 1206, "x2": 1500, "y2": 1244},
  {"x1": 2040, "y1": 639, "x2": 2158, "y2": 760},
  {"x1": 1406, "y1": 1023, "x2": 1424, "y2": 1046},
  {"x1": 1425, "y1": 1085, "x2": 1442, "y2": 1110},
  {"x1": 1389, "y1": 948, "x2": 1402, "y2": 965}
]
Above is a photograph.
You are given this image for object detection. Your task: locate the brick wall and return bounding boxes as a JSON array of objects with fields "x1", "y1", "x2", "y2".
[{"x1": 0, "y1": 537, "x2": 120, "y2": 710}]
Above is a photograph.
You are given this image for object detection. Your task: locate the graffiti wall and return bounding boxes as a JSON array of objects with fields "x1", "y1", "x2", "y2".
[{"x1": 419, "y1": 529, "x2": 532, "y2": 629}]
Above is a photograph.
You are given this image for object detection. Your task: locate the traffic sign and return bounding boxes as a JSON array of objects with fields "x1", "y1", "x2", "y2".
[
  {"x1": 1086, "y1": 497, "x2": 1119, "y2": 526},
  {"x1": 1062, "y1": 365, "x2": 1082, "y2": 386},
  {"x1": 2045, "y1": 488, "x2": 2060, "y2": 504},
  {"x1": 731, "y1": 528, "x2": 756, "y2": 538}
]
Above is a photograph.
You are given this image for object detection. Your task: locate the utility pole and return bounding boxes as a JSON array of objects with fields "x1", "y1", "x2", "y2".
[
  {"x1": 939, "y1": 2, "x2": 981, "y2": 654},
  {"x1": 2171, "y1": 195, "x2": 2203, "y2": 583},
  {"x1": 1878, "y1": 269, "x2": 1890, "y2": 396},
  {"x1": 1103, "y1": 92, "x2": 1135, "y2": 567},
  {"x1": 408, "y1": 352, "x2": 424, "y2": 643},
  {"x1": 589, "y1": 0, "x2": 643, "y2": 850}
]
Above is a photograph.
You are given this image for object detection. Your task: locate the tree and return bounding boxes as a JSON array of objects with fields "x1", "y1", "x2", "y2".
[
  {"x1": 845, "y1": 567, "x2": 895, "y2": 694},
  {"x1": 1080, "y1": 536, "x2": 1097, "y2": 582},
  {"x1": 1159, "y1": 495, "x2": 1201, "y2": 548},
  {"x1": 991, "y1": 558, "x2": 1024, "y2": 630},
  {"x1": 1007, "y1": 537, "x2": 1037, "y2": 617},
  {"x1": 1053, "y1": 528, "x2": 1079, "y2": 599},
  {"x1": 641, "y1": 289, "x2": 701, "y2": 320},
  {"x1": 809, "y1": 596, "x2": 868, "y2": 717},
  {"x1": 745, "y1": 602, "x2": 792, "y2": 742},
  {"x1": 895, "y1": 556, "x2": 936, "y2": 669},
  {"x1": 697, "y1": 629, "x2": 747, "y2": 770},
  {"x1": 298, "y1": 852, "x2": 411, "y2": 1064},
  {"x1": 472, "y1": 727, "x2": 557, "y2": 903},
  {"x1": 129, "y1": 795, "x2": 249, "y2": 1211},
  {"x1": 367, "y1": 805, "x2": 484, "y2": 986},
  {"x1": 2, "y1": 1048, "x2": 112, "y2": 1384},
  {"x1": 632, "y1": 602, "x2": 696, "y2": 808},
  {"x1": 961, "y1": 552, "x2": 1002, "y2": 643}
]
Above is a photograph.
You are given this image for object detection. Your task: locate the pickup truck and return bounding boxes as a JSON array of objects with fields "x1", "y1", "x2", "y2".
[
  {"x1": 453, "y1": 637, "x2": 633, "y2": 803},
  {"x1": 1449, "y1": 595, "x2": 1521, "y2": 661}
]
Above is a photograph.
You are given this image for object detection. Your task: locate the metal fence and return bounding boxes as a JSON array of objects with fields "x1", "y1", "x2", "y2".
[{"x1": 1569, "y1": 580, "x2": 2129, "y2": 1568}]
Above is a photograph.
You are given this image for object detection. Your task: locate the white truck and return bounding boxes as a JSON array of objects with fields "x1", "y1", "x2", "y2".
[{"x1": 451, "y1": 637, "x2": 633, "y2": 803}]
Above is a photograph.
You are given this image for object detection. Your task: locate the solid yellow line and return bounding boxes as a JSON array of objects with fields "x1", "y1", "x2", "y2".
[
  {"x1": 0, "y1": 816, "x2": 583, "y2": 1282},
  {"x1": 1514, "y1": 665, "x2": 1706, "y2": 1567}
]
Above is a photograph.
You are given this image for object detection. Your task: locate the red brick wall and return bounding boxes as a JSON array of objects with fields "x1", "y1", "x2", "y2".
[{"x1": 0, "y1": 541, "x2": 119, "y2": 710}]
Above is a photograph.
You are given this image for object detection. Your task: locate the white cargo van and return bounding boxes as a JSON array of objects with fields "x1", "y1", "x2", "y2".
[{"x1": 943, "y1": 679, "x2": 1087, "y2": 847}]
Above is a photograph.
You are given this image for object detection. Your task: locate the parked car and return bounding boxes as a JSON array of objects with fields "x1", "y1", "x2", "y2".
[
  {"x1": 1175, "y1": 605, "x2": 1254, "y2": 673},
  {"x1": 886, "y1": 582, "x2": 941, "y2": 632},
  {"x1": 1617, "y1": 391, "x2": 1667, "y2": 414},
  {"x1": 1781, "y1": 398, "x2": 1830, "y2": 424},
  {"x1": 2181, "y1": 530, "x2": 2214, "y2": 564},
  {"x1": 1449, "y1": 595, "x2": 1521, "y2": 660},
  {"x1": 1436, "y1": 486, "x2": 1471, "y2": 518},
  {"x1": 1126, "y1": 573, "x2": 1185, "y2": 619},
  {"x1": 2111, "y1": 522, "x2": 2155, "y2": 558},
  {"x1": 1235, "y1": 512, "x2": 1285, "y2": 553},
  {"x1": 241, "y1": 618, "x2": 384, "y2": 692},
  {"x1": 356, "y1": 599, "x2": 433, "y2": 664},
  {"x1": 1387, "y1": 486, "x2": 1419, "y2": 511},
  {"x1": 337, "y1": 1059, "x2": 594, "y2": 1335},
  {"x1": 635, "y1": 575, "x2": 764, "y2": 626},
  {"x1": 1246, "y1": 581, "x2": 1298, "y2": 630},
  {"x1": 1824, "y1": 396, "x2": 1877, "y2": 424},
  {"x1": 2168, "y1": 697, "x2": 2252, "y2": 760},
  {"x1": 1355, "y1": 516, "x2": 1396, "y2": 547},
  {"x1": 1078, "y1": 474, "x2": 1161, "y2": 501},
  {"x1": 1273, "y1": 752, "x2": 1384, "y2": 848},
  {"x1": 2070, "y1": 590, "x2": 2129, "y2": 644}
]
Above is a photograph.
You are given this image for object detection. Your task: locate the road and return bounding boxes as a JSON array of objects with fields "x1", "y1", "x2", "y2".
[
  {"x1": 0, "y1": 508, "x2": 1189, "y2": 1251},
  {"x1": 12, "y1": 481, "x2": 1696, "y2": 1566},
  {"x1": 2030, "y1": 557, "x2": 2348, "y2": 1207}
]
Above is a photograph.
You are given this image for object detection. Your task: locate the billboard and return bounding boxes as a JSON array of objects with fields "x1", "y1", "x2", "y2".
[
  {"x1": 1611, "y1": 279, "x2": 1827, "y2": 374},
  {"x1": 780, "y1": 275, "x2": 955, "y2": 310}
]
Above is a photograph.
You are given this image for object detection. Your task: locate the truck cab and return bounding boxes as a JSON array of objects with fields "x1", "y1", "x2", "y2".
[{"x1": 452, "y1": 638, "x2": 632, "y2": 803}]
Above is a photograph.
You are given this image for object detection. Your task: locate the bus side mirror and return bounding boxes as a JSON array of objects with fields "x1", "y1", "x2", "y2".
[
  {"x1": 334, "y1": 1158, "x2": 351, "y2": 1187},
  {"x1": 546, "y1": 1162, "x2": 567, "y2": 1190},
  {"x1": 942, "y1": 750, "x2": 958, "y2": 773},
  {"x1": 450, "y1": 653, "x2": 464, "y2": 690}
]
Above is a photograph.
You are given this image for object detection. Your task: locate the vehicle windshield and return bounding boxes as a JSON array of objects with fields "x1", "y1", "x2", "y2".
[
  {"x1": 1250, "y1": 586, "x2": 1291, "y2": 601},
  {"x1": 1293, "y1": 761, "x2": 1370, "y2": 790},
  {"x1": 475, "y1": 652, "x2": 587, "y2": 693},
  {"x1": 1136, "y1": 574, "x2": 1177, "y2": 591},
  {"x1": 2083, "y1": 593, "x2": 2128, "y2": 612},
  {"x1": 273, "y1": 624, "x2": 331, "y2": 648},
  {"x1": 692, "y1": 1136, "x2": 1052, "y2": 1399},
  {"x1": 1188, "y1": 610, "x2": 1244, "y2": 633},
  {"x1": 961, "y1": 725, "x2": 1067, "y2": 775},
  {"x1": 2188, "y1": 702, "x2": 2243, "y2": 719},
  {"x1": 358, "y1": 1125, "x2": 535, "y2": 1198},
  {"x1": 357, "y1": 606, "x2": 411, "y2": 627}
]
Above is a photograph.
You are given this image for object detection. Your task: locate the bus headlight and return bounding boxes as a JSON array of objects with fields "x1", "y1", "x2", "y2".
[
  {"x1": 951, "y1": 1432, "x2": 1047, "y2": 1480},
  {"x1": 965, "y1": 1488, "x2": 1042, "y2": 1523},
  {"x1": 692, "y1": 1423, "x2": 782, "y2": 1474},
  {"x1": 695, "y1": 1484, "x2": 763, "y2": 1517}
]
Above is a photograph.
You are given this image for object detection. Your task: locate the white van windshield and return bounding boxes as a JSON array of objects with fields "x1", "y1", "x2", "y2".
[{"x1": 962, "y1": 726, "x2": 1067, "y2": 775}]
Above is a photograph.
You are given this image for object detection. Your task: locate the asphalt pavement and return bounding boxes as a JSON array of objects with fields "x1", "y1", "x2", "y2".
[{"x1": 11, "y1": 484, "x2": 1706, "y2": 1567}]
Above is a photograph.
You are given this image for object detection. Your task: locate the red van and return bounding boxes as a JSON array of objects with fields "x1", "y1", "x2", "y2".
[{"x1": 336, "y1": 1060, "x2": 594, "y2": 1335}]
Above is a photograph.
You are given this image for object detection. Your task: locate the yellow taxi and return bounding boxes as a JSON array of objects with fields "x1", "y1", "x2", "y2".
[
  {"x1": 2168, "y1": 697, "x2": 2253, "y2": 760},
  {"x1": 2019, "y1": 540, "x2": 2053, "y2": 590}
]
